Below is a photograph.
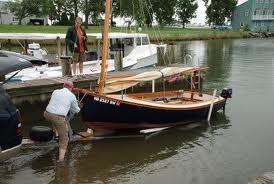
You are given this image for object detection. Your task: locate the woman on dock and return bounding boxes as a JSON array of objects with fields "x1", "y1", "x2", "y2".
[{"x1": 66, "y1": 17, "x2": 88, "y2": 76}]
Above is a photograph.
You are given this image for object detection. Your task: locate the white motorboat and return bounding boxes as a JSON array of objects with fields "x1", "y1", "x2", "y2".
[{"x1": 3, "y1": 32, "x2": 165, "y2": 81}]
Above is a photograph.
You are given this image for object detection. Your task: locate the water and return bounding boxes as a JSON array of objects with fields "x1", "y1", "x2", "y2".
[{"x1": 1, "y1": 38, "x2": 274, "y2": 184}]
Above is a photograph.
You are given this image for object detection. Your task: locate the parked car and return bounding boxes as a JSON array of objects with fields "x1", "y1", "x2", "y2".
[
  {"x1": 0, "y1": 50, "x2": 44, "y2": 161},
  {"x1": 0, "y1": 86, "x2": 23, "y2": 161},
  {"x1": 212, "y1": 25, "x2": 232, "y2": 31}
]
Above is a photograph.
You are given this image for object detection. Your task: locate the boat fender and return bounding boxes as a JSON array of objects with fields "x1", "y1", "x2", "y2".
[
  {"x1": 29, "y1": 126, "x2": 53, "y2": 142},
  {"x1": 220, "y1": 88, "x2": 232, "y2": 99}
]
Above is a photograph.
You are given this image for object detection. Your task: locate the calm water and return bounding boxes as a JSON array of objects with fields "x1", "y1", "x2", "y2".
[{"x1": 1, "y1": 38, "x2": 274, "y2": 184}]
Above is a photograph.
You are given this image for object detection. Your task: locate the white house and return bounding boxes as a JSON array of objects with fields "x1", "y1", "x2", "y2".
[{"x1": 0, "y1": 0, "x2": 48, "y2": 25}]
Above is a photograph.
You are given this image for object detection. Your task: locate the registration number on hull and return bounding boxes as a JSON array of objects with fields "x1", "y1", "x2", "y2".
[{"x1": 94, "y1": 97, "x2": 120, "y2": 106}]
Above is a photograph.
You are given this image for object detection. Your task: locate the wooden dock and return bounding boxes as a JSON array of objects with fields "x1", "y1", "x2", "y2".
[
  {"x1": 2, "y1": 68, "x2": 165, "y2": 105},
  {"x1": 3, "y1": 74, "x2": 99, "y2": 105}
]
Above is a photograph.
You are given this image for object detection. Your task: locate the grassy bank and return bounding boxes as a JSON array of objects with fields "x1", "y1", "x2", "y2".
[{"x1": 0, "y1": 25, "x2": 249, "y2": 44}]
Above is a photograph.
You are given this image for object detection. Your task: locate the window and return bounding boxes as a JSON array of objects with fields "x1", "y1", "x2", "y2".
[
  {"x1": 124, "y1": 38, "x2": 133, "y2": 46},
  {"x1": 136, "y1": 37, "x2": 141, "y2": 46},
  {"x1": 255, "y1": 9, "x2": 260, "y2": 15},
  {"x1": 142, "y1": 37, "x2": 149, "y2": 45},
  {"x1": 240, "y1": 22, "x2": 244, "y2": 27},
  {"x1": 262, "y1": 8, "x2": 269, "y2": 15},
  {"x1": 12, "y1": 17, "x2": 18, "y2": 22},
  {"x1": 272, "y1": 10, "x2": 274, "y2": 15},
  {"x1": 245, "y1": 10, "x2": 249, "y2": 16},
  {"x1": 261, "y1": 22, "x2": 264, "y2": 26}
]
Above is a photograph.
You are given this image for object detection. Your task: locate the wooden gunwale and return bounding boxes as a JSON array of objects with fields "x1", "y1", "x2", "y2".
[{"x1": 74, "y1": 88, "x2": 225, "y2": 111}]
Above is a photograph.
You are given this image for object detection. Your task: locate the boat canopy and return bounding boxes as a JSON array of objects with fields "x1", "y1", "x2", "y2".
[
  {"x1": 0, "y1": 33, "x2": 148, "y2": 40},
  {"x1": 0, "y1": 33, "x2": 66, "y2": 40},
  {"x1": 104, "y1": 66, "x2": 207, "y2": 93},
  {"x1": 87, "y1": 32, "x2": 149, "y2": 39}
]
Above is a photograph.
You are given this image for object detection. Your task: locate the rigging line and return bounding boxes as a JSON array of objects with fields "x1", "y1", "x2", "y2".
[
  {"x1": 145, "y1": 0, "x2": 168, "y2": 45},
  {"x1": 137, "y1": 0, "x2": 154, "y2": 57},
  {"x1": 79, "y1": 91, "x2": 88, "y2": 103},
  {"x1": 16, "y1": 40, "x2": 25, "y2": 51},
  {"x1": 143, "y1": 0, "x2": 165, "y2": 46},
  {"x1": 131, "y1": 0, "x2": 137, "y2": 33},
  {"x1": 118, "y1": 0, "x2": 126, "y2": 33},
  {"x1": 109, "y1": 0, "x2": 113, "y2": 33},
  {"x1": 145, "y1": 0, "x2": 172, "y2": 65},
  {"x1": 143, "y1": 0, "x2": 161, "y2": 43},
  {"x1": 138, "y1": 0, "x2": 145, "y2": 26},
  {"x1": 139, "y1": 0, "x2": 149, "y2": 33}
]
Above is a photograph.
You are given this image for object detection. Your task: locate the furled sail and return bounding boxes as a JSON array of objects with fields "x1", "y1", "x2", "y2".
[{"x1": 104, "y1": 66, "x2": 207, "y2": 93}]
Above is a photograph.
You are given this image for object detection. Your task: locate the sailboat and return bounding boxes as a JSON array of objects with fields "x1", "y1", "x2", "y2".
[{"x1": 74, "y1": 0, "x2": 232, "y2": 134}]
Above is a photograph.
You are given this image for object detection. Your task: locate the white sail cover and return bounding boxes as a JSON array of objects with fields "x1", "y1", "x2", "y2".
[{"x1": 104, "y1": 66, "x2": 206, "y2": 93}]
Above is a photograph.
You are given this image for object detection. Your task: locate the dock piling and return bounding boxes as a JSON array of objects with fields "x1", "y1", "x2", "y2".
[
  {"x1": 114, "y1": 49, "x2": 123, "y2": 71},
  {"x1": 57, "y1": 37, "x2": 62, "y2": 65},
  {"x1": 60, "y1": 56, "x2": 72, "y2": 76},
  {"x1": 157, "y1": 46, "x2": 166, "y2": 66}
]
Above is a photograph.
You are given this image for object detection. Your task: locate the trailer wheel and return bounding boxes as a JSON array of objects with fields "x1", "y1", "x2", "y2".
[{"x1": 30, "y1": 126, "x2": 53, "y2": 142}]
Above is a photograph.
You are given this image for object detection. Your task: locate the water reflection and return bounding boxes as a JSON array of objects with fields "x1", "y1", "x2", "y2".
[
  {"x1": 176, "y1": 40, "x2": 233, "y2": 91},
  {"x1": 0, "y1": 112, "x2": 230, "y2": 184}
]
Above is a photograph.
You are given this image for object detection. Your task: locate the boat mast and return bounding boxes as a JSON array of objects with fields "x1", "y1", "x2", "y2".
[{"x1": 98, "y1": 0, "x2": 111, "y2": 95}]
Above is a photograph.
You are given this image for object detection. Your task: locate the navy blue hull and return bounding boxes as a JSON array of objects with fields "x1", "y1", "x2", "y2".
[{"x1": 80, "y1": 92, "x2": 226, "y2": 130}]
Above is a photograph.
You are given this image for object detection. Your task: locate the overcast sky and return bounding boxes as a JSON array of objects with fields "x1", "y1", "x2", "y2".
[{"x1": 192, "y1": 0, "x2": 247, "y2": 24}]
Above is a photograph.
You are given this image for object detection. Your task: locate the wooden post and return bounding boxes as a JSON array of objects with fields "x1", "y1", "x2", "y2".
[
  {"x1": 157, "y1": 46, "x2": 165, "y2": 66},
  {"x1": 24, "y1": 40, "x2": 27, "y2": 54},
  {"x1": 169, "y1": 43, "x2": 176, "y2": 64},
  {"x1": 57, "y1": 37, "x2": 61, "y2": 65},
  {"x1": 114, "y1": 49, "x2": 123, "y2": 71},
  {"x1": 7, "y1": 39, "x2": 11, "y2": 51},
  {"x1": 60, "y1": 56, "x2": 72, "y2": 76}
]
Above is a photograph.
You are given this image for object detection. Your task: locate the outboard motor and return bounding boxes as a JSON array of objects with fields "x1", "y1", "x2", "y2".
[{"x1": 221, "y1": 88, "x2": 232, "y2": 99}]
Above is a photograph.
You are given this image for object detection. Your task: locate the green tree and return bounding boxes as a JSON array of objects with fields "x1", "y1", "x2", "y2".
[
  {"x1": 150, "y1": 0, "x2": 177, "y2": 27},
  {"x1": 50, "y1": 0, "x2": 67, "y2": 22},
  {"x1": 112, "y1": 0, "x2": 156, "y2": 28},
  {"x1": 112, "y1": 0, "x2": 143, "y2": 26},
  {"x1": 44, "y1": 0, "x2": 58, "y2": 25},
  {"x1": 7, "y1": 0, "x2": 45, "y2": 25},
  {"x1": 176, "y1": 0, "x2": 198, "y2": 28},
  {"x1": 203, "y1": 0, "x2": 237, "y2": 26}
]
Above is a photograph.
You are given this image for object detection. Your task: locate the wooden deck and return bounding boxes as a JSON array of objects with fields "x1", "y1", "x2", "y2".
[
  {"x1": 2, "y1": 67, "x2": 193, "y2": 105},
  {"x1": 1, "y1": 68, "x2": 157, "y2": 105}
]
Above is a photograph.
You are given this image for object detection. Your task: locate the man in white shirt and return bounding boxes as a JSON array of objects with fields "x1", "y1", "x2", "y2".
[{"x1": 44, "y1": 80, "x2": 80, "y2": 162}]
